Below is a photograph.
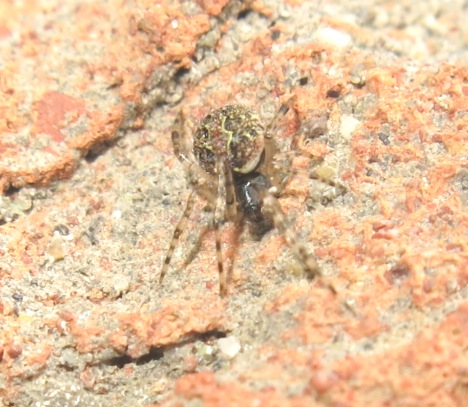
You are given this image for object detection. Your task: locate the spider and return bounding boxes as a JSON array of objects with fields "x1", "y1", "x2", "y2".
[{"x1": 160, "y1": 99, "x2": 344, "y2": 297}]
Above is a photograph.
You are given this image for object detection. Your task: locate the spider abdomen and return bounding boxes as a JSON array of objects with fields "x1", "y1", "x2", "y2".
[{"x1": 193, "y1": 105, "x2": 265, "y2": 175}]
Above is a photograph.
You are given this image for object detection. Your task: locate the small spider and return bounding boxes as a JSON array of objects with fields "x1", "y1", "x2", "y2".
[{"x1": 160, "y1": 99, "x2": 343, "y2": 297}]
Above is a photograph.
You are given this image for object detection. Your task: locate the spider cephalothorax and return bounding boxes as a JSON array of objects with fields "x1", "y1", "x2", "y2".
[{"x1": 160, "y1": 99, "x2": 344, "y2": 297}]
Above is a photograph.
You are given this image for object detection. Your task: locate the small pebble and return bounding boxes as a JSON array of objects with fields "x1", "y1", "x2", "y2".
[
  {"x1": 315, "y1": 27, "x2": 351, "y2": 47},
  {"x1": 218, "y1": 336, "x2": 241, "y2": 359},
  {"x1": 340, "y1": 114, "x2": 360, "y2": 139},
  {"x1": 46, "y1": 237, "x2": 65, "y2": 261}
]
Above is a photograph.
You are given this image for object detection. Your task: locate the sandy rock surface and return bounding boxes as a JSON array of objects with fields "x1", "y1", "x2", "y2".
[{"x1": 0, "y1": 0, "x2": 467, "y2": 406}]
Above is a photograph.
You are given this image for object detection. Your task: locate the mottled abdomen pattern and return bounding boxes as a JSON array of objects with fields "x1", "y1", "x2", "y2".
[{"x1": 193, "y1": 105, "x2": 265, "y2": 175}]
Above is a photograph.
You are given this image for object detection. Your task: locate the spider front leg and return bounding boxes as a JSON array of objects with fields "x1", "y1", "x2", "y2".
[
  {"x1": 213, "y1": 160, "x2": 234, "y2": 297},
  {"x1": 160, "y1": 116, "x2": 216, "y2": 289},
  {"x1": 308, "y1": 170, "x2": 347, "y2": 207},
  {"x1": 263, "y1": 98, "x2": 296, "y2": 185}
]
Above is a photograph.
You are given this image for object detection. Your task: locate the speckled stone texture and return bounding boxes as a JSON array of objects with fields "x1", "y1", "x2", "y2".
[{"x1": 0, "y1": 0, "x2": 467, "y2": 406}]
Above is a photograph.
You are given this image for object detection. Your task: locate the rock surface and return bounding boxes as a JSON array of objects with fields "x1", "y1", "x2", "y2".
[{"x1": 0, "y1": 0, "x2": 467, "y2": 405}]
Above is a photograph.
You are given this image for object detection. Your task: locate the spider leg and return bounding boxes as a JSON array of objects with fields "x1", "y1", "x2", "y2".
[
  {"x1": 263, "y1": 187, "x2": 338, "y2": 295},
  {"x1": 265, "y1": 187, "x2": 357, "y2": 314},
  {"x1": 160, "y1": 112, "x2": 218, "y2": 287},
  {"x1": 263, "y1": 96, "x2": 305, "y2": 194},
  {"x1": 265, "y1": 97, "x2": 295, "y2": 135},
  {"x1": 172, "y1": 129, "x2": 216, "y2": 187},
  {"x1": 160, "y1": 190, "x2": 196, "y2": 285},
  {"x1": 308, "y1": 171, "x2": 347, "y2": 206},
  {"x1": 172, "y1": 114, "x2": 216, "y2": 202},
  {"x1": 265, "y1": 101, "x2": 346, "y2": 204},
  {"x1": 309, "y1": 171, "x2": 346, "y2": 192},
  {"x1": 264, "y1": 98, "x2": 295, "y2": 180},
  {"x1": 223, "y1": 156, "x2": 238, "y2": 220},
  {"x1": 214, "y1": 160, "x2": 228, "y2": 297},
  {"x1": 172, "y1": 134, "x2": 206, "y2": 179}
]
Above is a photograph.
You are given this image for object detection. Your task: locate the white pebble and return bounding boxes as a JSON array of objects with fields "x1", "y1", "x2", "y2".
[
  {"x1": 315, "y1": 27, "x2": 351, "y2": 48},
  {"x1": 218, "y1": 336, "x2": 241, "y2": 359},
  {"x1": 340, "y1": 115, "x2": 361, "y2": 139}
]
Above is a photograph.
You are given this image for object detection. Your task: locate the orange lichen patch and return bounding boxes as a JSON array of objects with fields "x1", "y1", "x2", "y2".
[
  {"x1": 402, "y1": 250, "x2": 466, "y2": 308},
  {"x1": 255, "y1": 235, "x2": 287, "y2": 268},
  {"x1": 337, "y1": 211, "x2": 465, "y2": 309},
  {"x1": 371, "y1": 182, "x2": 464, "y2": 307},
  {"x1": 432, "y1": 131, "x2": 467, "y2": 156},
  {"x1": 293, "y1": 72, "x2": 345, "y2": 112},
  {"x1": 366, "y1": 66, "x2": 406, "y2": 96},
  {"x1": 341, "y1": 62, "x2": 466, "y2": 312},
  {"x1": 118, "y1": 299, "x2": 225, "y2": 358},
  {"x1": 261, "y1": 346, "x2": 311, "y2": 367},
  {"x1": 323, "y1": 302, "x2": 468, "y2": 405},
  {"x1": 264, "y1": 283, "x2": 309, "y2": 313},
  {"x1": 195, "y1": 0, "x2": 230, "y2": 16},
  {"x1": 0, "y1": 316, "x2": 52, "y2": 390},
  {"x1": 363, "y1": 65, "x2": 467, "y2": 139},
  {"x1": 217, "y1": 303, "x2": 468, "y2": 405},
  {"x1": 282, "y1": 287, "x2": 345, "y2": 345},
  {"x1": 0, "y1": 151, "x2": 78, "y2": 191},
  {"x1": 63, "y1": 298, "x2": 225, "y2": 359},
  {"x1": 2, "y1": 212, "x2": 55, "y2": 278},
  {"x1": 33, "y1": 91, "x2": 87, "y2": 143},
  {"x1": 132, "y1": 0, "x2": 210, "y2": 63},
  {"x1": 345, "y1": 309, "x2": 387, "y2": 340},
  {"x1": 21, "y1": 343, "x2": 52, "y2": 371},
  {"x1": 282, "y1": 179, "x2": 310, "y2": 206},
  {"x1": 182, "y1": 37, "x2": 343, "y2": 111},
  {"x1": 0, "y1": 0, "x2": 214, "y2": 193},
  {"x1": 69, "y1": 106, "x2": 124, "y2": 151},
  {"x1": 65, "y1": 316, "x2": 106, "y2": 355},
  {"x1": 312, "y1": 209, "x2": 359, "y2": 269}
]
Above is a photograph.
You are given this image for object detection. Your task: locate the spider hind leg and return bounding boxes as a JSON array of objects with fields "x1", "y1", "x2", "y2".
[
  {"x1": 160, "y1": 190, "x2": 196, "y2": 285},
  {"x1": 262, "y1": 187, "x2": 338, "y2": 295}
]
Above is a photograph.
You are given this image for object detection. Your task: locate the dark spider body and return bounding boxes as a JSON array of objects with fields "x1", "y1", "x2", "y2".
[
  {"x1": 160, "y1": 101, "x2": 343, "y2": 297},
  {"x1": 193, "y1": 104, "x2": 275, "y2": 239}
]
